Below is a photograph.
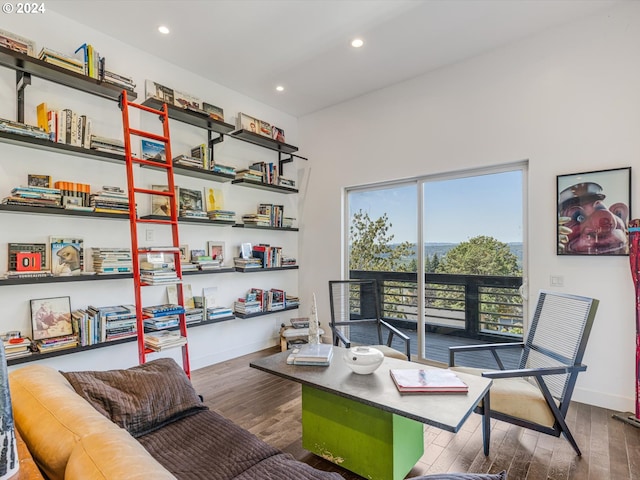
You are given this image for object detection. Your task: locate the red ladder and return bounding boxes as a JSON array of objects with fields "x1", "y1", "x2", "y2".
[{"x1": 119, "y1": 90, "x2": 190, "y2": 377}]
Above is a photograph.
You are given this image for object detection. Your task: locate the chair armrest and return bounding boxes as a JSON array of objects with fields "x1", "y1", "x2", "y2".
[
  {"x1": 330, "y1": 326, "x2": 351, "y2": 348},
  {"x1": 480, "y1": 363, "x2": 587, "y2": 379},
  {"x1": 449, "y1": 342, "x2": 524, "y2": 368},
  {"x1": 381, "y1": 320, "x2": 411, "y2": 358}
]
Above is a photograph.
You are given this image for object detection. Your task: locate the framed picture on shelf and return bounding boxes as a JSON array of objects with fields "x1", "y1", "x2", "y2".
[
  {"x1": 179, "y1": 244, "x2": 189, "y2": 262},
  {"x1": 240, "y1": 242, "x2": 252, "y2": 259},
  {"x1": 151, "y1": 185, "x2": 178, "y2": 216},
  {"x1": 557, "y1": 167, "x2": 631, "y2": 256},
  {"x1": 141, "y1": 140, "x2": 166, "y2": 162},
  {"x1": 204, "y1": 187, "x2": 223, "y2": 212},
  {"x1": 27, "y1": 174, "x2": 51, "y2": 188},
  {"x1": 178, "y1": 187, "x2": 204, "y2": 212},
  {"x1": 49, "y1": 237, "x2": 84, "y2": 275},
  {"x1": 207, "y1": 241, "x2": 225, "y2": 263},
  {"x1": 30, "y1": 296, "x2": 72, "y2": 341}
]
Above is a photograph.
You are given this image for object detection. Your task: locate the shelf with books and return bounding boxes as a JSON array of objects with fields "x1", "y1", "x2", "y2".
[
  {"x1": 234, "y1": 304, "x2": 299, "y2": 320},
  {"x1": 141, "y1": 98, "x2": 235, "y2": 134},
  {"x1": 231, "y1": 179, "x2": 298, "y2": 194},
  {"x1": 0, "y1": 130, "x2": 127, "y2": 165},
  {"x1": 0, "y1": 204, "x2": 129, "y2": 220},
  {"x1": 140, "y1": 215, "x2": 235, "y2": 226},
  {"x1": 230, "y1": 129, "x2": 298, "y2": 154},
  {"x1": 235, "y1": 265, "x2": 299, "y2": 273},
  {"x1": 0, "y1": 45, "x2": 137, "y2": 102},
  {"x1": 183, "y1": 267, "x2": 236, "y2": 276},
  {"x1": 142, "y1": 161, "x2": 236, "y2": 182},
  {"x1": 233, "y1": 224, "x2": 299, "y2": 232}
]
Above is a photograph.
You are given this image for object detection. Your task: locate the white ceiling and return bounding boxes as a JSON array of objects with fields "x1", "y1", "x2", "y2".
[{"x1": 47, "y1": 0, "x2": 620, "y2": 117}]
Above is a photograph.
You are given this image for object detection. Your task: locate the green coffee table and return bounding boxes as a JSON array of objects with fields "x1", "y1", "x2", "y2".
[{"x1": 250, "y1": 347, "x2": 492, "y2": 480}]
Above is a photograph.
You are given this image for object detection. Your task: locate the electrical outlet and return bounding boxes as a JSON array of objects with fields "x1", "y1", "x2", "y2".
[
  {"x1": 550, "y1": 275, "x2": 564, "y2": 287},
  {"x1": 145, "y1": 229, "x2": 155, "y2": 242}
]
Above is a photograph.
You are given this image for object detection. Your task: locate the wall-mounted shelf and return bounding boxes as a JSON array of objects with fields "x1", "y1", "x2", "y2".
[
  {"x1": 231, "y1": 179, "x2": 298, "y2": 194},
  {"x1": 0, "y1": 45, "x2": 137, "y2": 103},
  {"x1": 234, "y1": 304, "x2": 299, "y2": 319},
  {"x1": 0, "y1": 204, "x2": 129, "y2": 220},
  {"x1": 233, "y1": 224, "x2": 299, "y2": 232},
  {"x1": 230, "y1": 129, "x2": 298, "y2": 154},
  {"x1": 0, "y1": 130, "x2": 126, "y2": 165},
  {"x1": 140, "y1": 215, "x2": 235, "y2": 226},
  {"x1": 6, "y1": 313, "x2": 240, "y2": 366},
  {"x1": 142, "y1": 160, "x2": 235, "y2": 182},
  {"x1": 141, "y1": 98, "x2": 235, "y2": 134},
  {"x1": 235, "y1": 266, "x2": 299, "y2": 273}
]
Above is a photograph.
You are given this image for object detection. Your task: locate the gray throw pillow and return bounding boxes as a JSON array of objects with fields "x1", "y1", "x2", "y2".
[{"x1": 61, "y1": 357, "x2": 207, "y2": 437}]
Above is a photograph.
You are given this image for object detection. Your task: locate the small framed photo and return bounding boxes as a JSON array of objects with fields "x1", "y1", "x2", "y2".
[
  {"x1": 178, "y1": 187, "x2": 204, "y2": 212},
  {"x1": 179, "y1": 244, "x2": 189, "y2": 262},
  {"x1": 27, "y1": 174, "x2": 51, "y2": 188},
  {"x1": 50, "y1": 237, "x2": 84, "y2": 275},
  {"x1": 141, "y1": 140, "x2": 166, "y2": 162},
  {"x1": 557, "y1": 167, "x2": 631, "y2": 256},
  {"x1": 207, "y1": 241, "x2": 225, "y2": 263},
  {"x1": 30, "y1": 296, "x2": 72, "y2": 341},
  {"x1": 240, "y1": 242, "x2": 252, "y2": 259}
]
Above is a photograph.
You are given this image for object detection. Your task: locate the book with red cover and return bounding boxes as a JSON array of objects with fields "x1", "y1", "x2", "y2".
[{"x1": 390, "y1": 368, "x2": 468, "y2": 394}]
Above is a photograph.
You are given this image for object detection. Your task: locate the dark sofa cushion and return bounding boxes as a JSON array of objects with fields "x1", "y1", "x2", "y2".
[
  {"x1": 61, "y1": 357, "x2": 206, "y2": 437},
  {"x1": 408, "y1": 472, "x2": 507, "y2": 480}
]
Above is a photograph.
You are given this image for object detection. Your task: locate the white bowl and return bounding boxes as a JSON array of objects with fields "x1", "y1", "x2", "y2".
[{"x1": 343, "y1": 346, "x2": 384, "y2": 374}]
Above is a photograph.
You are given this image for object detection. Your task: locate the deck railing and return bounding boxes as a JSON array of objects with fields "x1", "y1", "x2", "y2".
[{"x1": 349, "y1": 270, "x2": 524, "y2": 341}]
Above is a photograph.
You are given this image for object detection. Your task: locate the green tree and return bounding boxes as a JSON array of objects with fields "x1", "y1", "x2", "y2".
[
  {"x1": 436, "y1": 235, "x2": 521, "y2": 276},
  {"x1": 349, "y1": 210, "x2": 413, "y2": 272}
]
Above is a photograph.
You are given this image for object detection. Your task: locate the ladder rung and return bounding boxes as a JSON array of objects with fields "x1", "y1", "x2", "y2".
[
  {"x1": 134, "y1": 187, "x2": 174, "y2": 196},
  {"x1": 129, "y1": 156, "x2": 171, "y2": 168},
  {"x1": 128, "y1": 128, "x2": 169, "y2": 143},
  {"x1": 137, "y1": 218, "x2": 175, "y2": 225},
  {"x1": 126, "y1": 102, "x2": 165, "y2": 116},
  {"x1": 138, "y1": 247, "x2": 181, "y2": 254}
]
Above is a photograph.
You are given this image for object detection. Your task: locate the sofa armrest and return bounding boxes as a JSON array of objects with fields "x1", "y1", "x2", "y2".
[{"x1": 65, "y1": 429, "x2": 176, "y2": 480}]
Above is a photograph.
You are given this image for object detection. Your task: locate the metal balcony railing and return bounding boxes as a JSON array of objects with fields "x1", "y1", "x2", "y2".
[{"x1": 349, "y1": 270, "x2": 524, "y2": 342}]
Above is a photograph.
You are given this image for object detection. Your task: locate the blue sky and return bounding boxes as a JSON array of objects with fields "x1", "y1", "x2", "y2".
[{"x1": 349, "y1": 170, "x2": 523, "y2": 244}]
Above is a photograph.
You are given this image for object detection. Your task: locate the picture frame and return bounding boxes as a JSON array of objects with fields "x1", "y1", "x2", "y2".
[
  {"x1": 50, "y1": 237, "x2": 84, "y2": 275},
  {"x1": 141, "y1": 140, "x2": 166, "y2": 162},
  {"x1": 207, "y1": 241, "x2": 225, "y2": 263},
  {"x1": 557, "y1": 167, "x2": 631, "y2": 256},
  {"x1": 151, "y1": 185, "x2": 178, "y2": 216},
  {"x1": 178, "y1": 187, "x2": 204, "y2": 213},
  {"x1": 179, "y1": 244, "x2": 189, "y2": 262},
  {"x1": 30, "y1": 296, "x2": 73, "y2": 341},
  {"x1": 240, "y1": 242, "x2": 252, "y2": 259}
]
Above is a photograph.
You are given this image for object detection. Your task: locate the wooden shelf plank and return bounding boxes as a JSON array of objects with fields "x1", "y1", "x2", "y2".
[{"x1": 141, "y1": 98, "x2": 235, "y2": 134}]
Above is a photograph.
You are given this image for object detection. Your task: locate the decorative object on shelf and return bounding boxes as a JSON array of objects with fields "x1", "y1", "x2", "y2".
[
  {"x1": 613, "y1": 218, "x2": 640, "y2": 428},
  {"x1": 0, "y1": 341, "x2": 19, "y2": 479},
  {"x1": 207, "y1": 241, "x2": 225, "y2": 264},
  {"x1": 557, "y1": 167, "x2": 631, "y2": 256},
  {"x1": 50, "y1": 236, "x2": 84, "y2": 275},
  {"x1": 343, "y1": 346, "x2": 384, "y2": 375},
  {"x1": 29, "y1": 296, "x2": 73, "y2": 341},
  {"x1": 308, "y1": 293, "x2": 320, "y2": 345}
]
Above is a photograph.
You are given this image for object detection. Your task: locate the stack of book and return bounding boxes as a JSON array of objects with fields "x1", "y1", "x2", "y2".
[
  {"x1": 144, "y1": 330, "x2": 187, "y2": 352},
  {"x1": 279, "y1": 178, "x2": 296, "y2": 189},
  {"x1": 0, "y1": 117, "x2": 49, "y2": 140},
  {"x1": 233, "y1": 291, "x2": 262, "y2": 315},
  {"x1": 2, "y1": 185, "x2": 63, "y2": 208},
  {"x1": 102, "y1": 70, "x2": 136, "y2": 92},
  {"x1": 285, "y1": 294, "x2": 300, "y2": 308},
  {"x1": 211, "y1": 164, "x2": 235, "y2": 176},
  {"x1": 249, "y1": 162, "x2": 279, "y2": 185},
  {"x1": 252, "y1": 245, "x2": 283, "y2": 268},
  {"x1": 39, "y1": 47, "x2": 85, "y2": 74},
  {"x1": 91, "y1": 247, "x2": 132, "y2": 274},
  {"x1": 173, "y1": 155, "x2": 203, "y2": 168},
  {"x1": 267, "y1": 288, "x2": 285, "y2": 311},
  {"x1": 3, "y1": 337, "x2": 32, "y2": 360},
  {"x1": 35, "y1": 334, "x2": 79, "y2": 353},
  {"x1": 234, "y1": 257, "x2": 262, "y2": 270},
  {"x1": 389, "y1": 368, "x2": 469, "y2": 394},
  {"x1": 89, "y1": 134, "x2": 125, "y2": 155},
  {"x1": 235, "y1": 169, "x2": 263, "y2": 182},
  {"x1": 83, "y1": 304, "x2": 137, "y2": 343},
  {"x1": 241, "y1": 213, "x2": 271, "y2": 227},
  {"x1": 143, "y1": 303, "x2": 184, "y2": 331},
  {"x1": 207, "y1": 210, "x2": 236, "y2": 222},
  {"x1": 89, "y1": 186, "x2": 130, "y2": 214},
  {"x1": 206, "y1": 306, "x2": 233, "y2": 321},
  {"x1": 185, "y1": 308, "x2": 204, "y2": 324}
]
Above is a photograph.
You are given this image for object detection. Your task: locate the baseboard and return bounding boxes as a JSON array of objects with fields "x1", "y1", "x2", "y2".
[
  {"x1": 190, "y1": 336, "x2": 278, "y2": 370},
  {"x1": 573, "y1": 386, "x2": 635, "y2": 413}
]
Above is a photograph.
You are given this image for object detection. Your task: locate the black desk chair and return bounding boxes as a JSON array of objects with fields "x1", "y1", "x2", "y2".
[
  {"x1": 449, "y1": 290, "x2": 599, "y2": 456},
  {"x1": 328, "y1": 279, "x2": 411, "y2": 360}
]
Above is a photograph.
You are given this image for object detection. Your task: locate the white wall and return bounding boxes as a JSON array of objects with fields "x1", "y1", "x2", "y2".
[
  {"x1": 0, "y1": 13, "x2": 307, "y2": 372},
  {"x1": 299, "y1": 2, "x2": 640, "y2": 411}
]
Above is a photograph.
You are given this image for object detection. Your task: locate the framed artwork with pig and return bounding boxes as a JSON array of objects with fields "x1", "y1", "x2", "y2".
[{"x1": 557, "y1": 167, "x2": 631, "y2": 255}]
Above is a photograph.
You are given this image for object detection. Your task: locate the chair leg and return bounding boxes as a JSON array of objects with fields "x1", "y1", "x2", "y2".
[{"x1": 482, "y1": 392, "x2": 491, "y2": 456}]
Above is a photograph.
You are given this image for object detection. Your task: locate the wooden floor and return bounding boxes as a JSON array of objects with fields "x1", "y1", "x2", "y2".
[{"x1": 190, "y1": 347, "x2": 640, "y2": 480}]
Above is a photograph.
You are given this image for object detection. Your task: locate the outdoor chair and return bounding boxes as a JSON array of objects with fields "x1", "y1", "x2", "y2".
[
  {"x1": 449, "y1": 290, "x2": 599, "y2": 456},
  {"x1": 328, "y1": 279, "x2": 411, "y2": 360}
]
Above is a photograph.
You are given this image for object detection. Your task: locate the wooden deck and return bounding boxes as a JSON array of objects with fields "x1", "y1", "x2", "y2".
[{"x1": 191, "y1": 347, "x2": 640, "y2": 480}]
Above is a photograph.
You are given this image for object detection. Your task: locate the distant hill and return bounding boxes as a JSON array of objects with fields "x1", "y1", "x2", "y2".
[{"x1": 393, "y1": 242, "x2": 523, "y2": 268}]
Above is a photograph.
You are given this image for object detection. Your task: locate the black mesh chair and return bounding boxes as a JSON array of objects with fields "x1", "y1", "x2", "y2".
[
  {"x1": 449, "y1": 290, "x2": 599, "y2": 456},
  {"x1": 328, "y1": 279, "x2": 411, "y2": 360}
]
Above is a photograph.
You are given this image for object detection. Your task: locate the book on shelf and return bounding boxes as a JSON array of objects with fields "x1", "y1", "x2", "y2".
[
  {"x1": 0, "y1": 28, "x2": 36, "y2": 56},
  {"x1": 389, "y1": 368, "x2": 469, "y2": 394},
  {"x1": 286, "y1": 343, "x2": 333, "y2": 366},
  {"x1": 141, "y1": 140, "x2": 166, "y2": 162}
]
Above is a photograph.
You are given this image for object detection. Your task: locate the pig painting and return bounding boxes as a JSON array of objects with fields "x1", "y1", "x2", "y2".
[{"x1": 558, "y1": 180, "x2": 629, "y2": 255}]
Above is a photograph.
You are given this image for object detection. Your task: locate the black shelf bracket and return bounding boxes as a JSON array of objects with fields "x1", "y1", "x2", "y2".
[
  {"x1": 278, "y1": 151, "x2": 308, "y2": 176},
  {"x1": 207, "y1": 130, "x2": 225, "y2": 163},
  {"x1": 16, "y1": 70, "x2": 31, "y2": 123}
]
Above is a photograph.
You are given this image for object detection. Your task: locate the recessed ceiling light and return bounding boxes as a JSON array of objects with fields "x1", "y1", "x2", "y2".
[
  {"x1": 158, "y1": 25, "x2": 170, "y2": 35},
  {"x1": 276, "y1": 85, "x2": 284, "y2": 92},
  {"x1": 351, "y1": 38, "x2": 364, "y2": 48}
]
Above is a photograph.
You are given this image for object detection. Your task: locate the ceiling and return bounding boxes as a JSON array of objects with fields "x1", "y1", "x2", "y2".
[{"x1": 47, "y1": 0, "x2": 620, "y2": 117}]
